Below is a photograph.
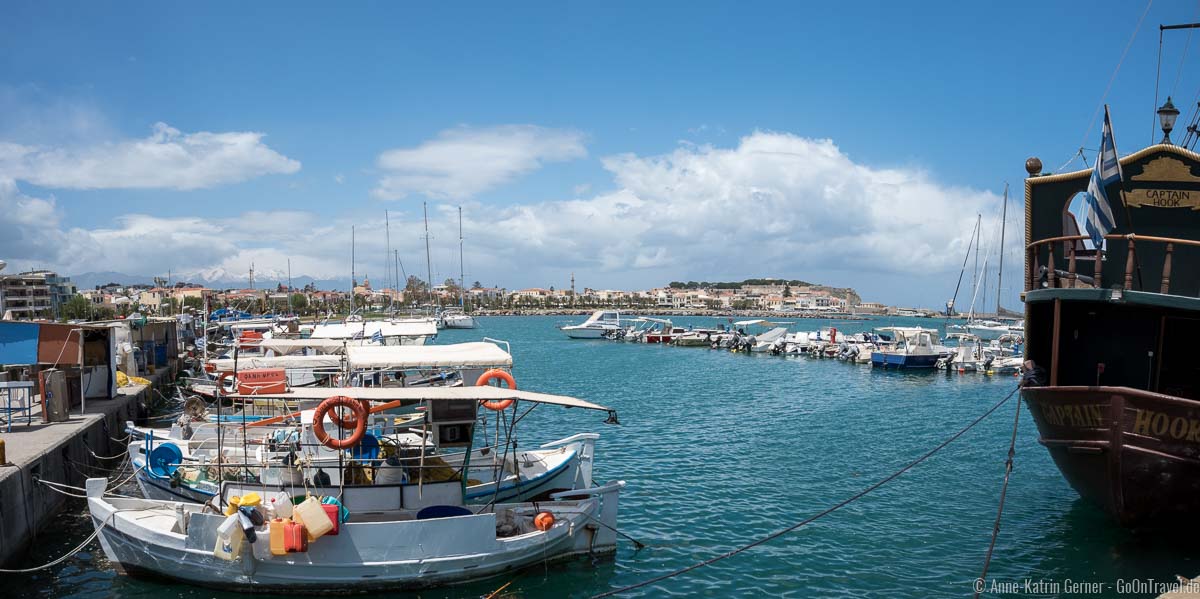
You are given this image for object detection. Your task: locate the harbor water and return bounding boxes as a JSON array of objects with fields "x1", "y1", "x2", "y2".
[{"x1": 13, "y1": 316, "x2": 1199, "y2": 598}]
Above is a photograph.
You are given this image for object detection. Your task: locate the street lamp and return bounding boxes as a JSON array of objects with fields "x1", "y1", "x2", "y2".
[{"x1": 1158, "y1": 96, "x2": 1181, "y2": 144}]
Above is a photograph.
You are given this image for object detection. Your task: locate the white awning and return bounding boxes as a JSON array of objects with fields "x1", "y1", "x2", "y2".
[
  {"x1": 255, "y1": 339, "x2": 349, "y2": 354},
  {"x1": 309, "y1": 319, "x2": 438, "y2": 340},
  {"x1": 209, "y1": 354, "x2": 344, "y2": 371},
  {"x1": 229, "y1": 385, "x2": 612, "y2": 412},
  {"x1": 346, "y1": 342, "x2": 512, "y2": 370}
]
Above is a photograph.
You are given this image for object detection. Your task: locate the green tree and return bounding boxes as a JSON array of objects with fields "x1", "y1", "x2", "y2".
[
  {"x1": 61, "y1": 294, "x2": 93, "y2": 320},
  {"x1": 783, "y1": 284, "x2": 792, "y2": 298},
  {"x1": 183, "y1": 296, "x2": 204, "y2": 310},
  {"x1": 291, "y1": 293, "x2": 308, "y2": 314},
  {"x1": 404, "y1": 275, "x2": 428, "y2": 303},
  {"x1": 472, "y1": 280, "x2": 482, "y2": 289}
]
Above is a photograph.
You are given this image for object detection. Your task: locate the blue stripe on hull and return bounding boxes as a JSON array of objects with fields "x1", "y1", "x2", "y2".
[{"x1": 870, "y1": 352, "x2": 941, "y2": 369}]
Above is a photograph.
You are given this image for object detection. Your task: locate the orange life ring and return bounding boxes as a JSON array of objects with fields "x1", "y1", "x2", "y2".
[
  {"x1": 312, "y1": 396, "x2": 367, "y2": 450},
  {"x1": 216, "y1": 371, "x2": 234, "y2": 396},
  {"x1": 328, "y1": 398, "x2": 371, "y2": 428},
  {"x1": 476, "y1": 369, "x2": 517, "y2": 411}
]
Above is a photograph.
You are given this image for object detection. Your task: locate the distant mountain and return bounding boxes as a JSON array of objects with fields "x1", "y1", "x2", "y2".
[{"x1": 70, "y1": 270, "x2": 353, "y2": 291}]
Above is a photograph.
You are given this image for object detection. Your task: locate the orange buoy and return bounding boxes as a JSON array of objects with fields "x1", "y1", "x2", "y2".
[
  {"x1": 534, "y1": 512, "x2": 555, "y2": 531},
  {"x1": 476, "y1": 369, "x2": 517, "y2": 411},
  {"x1": 312, "y1": 396, "x2": 367, "y2": 450}
]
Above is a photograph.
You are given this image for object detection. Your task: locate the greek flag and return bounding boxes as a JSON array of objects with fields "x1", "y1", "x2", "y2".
[
  {"x1": 1084, "y1": 106, "x2": 1123, "y2": 249},
  {"x1": 371, "y1": 330, "x2": 384, "y2": 344}
]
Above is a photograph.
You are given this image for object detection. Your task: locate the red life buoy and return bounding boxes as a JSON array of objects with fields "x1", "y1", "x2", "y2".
[
  {"x1": 475, "y1": 369, "x2": 517, "y2": 411},
  {"x1": 312, "y1": 396, "x2": 367, "y2": 450},
  {"x1": 328, "y1": 398, "x2": 371, "y2": 428}
]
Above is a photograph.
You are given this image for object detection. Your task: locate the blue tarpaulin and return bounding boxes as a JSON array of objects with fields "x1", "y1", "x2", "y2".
[{"x1": 0, "y1": 322, "x2": 40, "y2": 366}]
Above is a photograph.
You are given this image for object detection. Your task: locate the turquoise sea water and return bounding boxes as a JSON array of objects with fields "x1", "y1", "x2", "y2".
[{"x1": 13, "y1": 315, "x2": 1200, "y2": 598}]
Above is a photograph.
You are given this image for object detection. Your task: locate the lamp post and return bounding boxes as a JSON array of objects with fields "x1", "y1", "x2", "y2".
[{"x1": 1158, "y1": 96, "x2": 1181, "y2": 144}]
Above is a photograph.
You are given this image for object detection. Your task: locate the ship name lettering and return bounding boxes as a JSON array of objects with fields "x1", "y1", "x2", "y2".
[
  {"x1": 1130, "y1": 409, "x2": 1200, "y2": 441},
  {"x1": 1042, "y1": 403, "x2": 1104, "y2": 428},
  {"x1": 1145, "y1": 189, "x2": 1191, "y2": 207}
]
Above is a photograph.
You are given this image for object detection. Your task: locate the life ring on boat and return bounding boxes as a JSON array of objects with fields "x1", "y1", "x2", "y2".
[
  {"x1": 476, "y1": 369, "x2": 517, "y2": 411},
  {"x1": 312, "y1": 396, "x2": 367, "y2": 450},
  {"x1": 216, "y1": 371, "x2": 235, "y2": 395},
  {"x1": 327, "y1": 397, "x2": 371, "y2": 428}
]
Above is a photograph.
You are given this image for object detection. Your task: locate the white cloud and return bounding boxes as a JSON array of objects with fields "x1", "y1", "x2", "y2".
[
  {"x1": 372, "y1": 125, "x2": 587, "y2": 200},
  {"x1": 2, "y1": 131, "x2": 1008, "y2": 306},
  {"x1": 0, "y1": 122, "x2": 300, "y2": 190}
]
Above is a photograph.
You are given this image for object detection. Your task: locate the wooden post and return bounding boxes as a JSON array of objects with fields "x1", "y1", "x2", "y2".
[
  {"x1": 1124, "y1": 238, "x2": 1136, "y2": 290},
  {"x1": 1029, "y1": 248, "x2": 1038, "y2": 291},
  {"x1": 1047, "y1": 243, "x2": 1056, "y2": 288},
  {"x1": 1067, "y1": 245, "x2": 1077, "y2": 289},
  {"x1": 1095, "y1": 249, "x2": 1103, "y2": 289},
  {"x1": 1161, "y1": 242, "x2": 1173, "y2": 294}
]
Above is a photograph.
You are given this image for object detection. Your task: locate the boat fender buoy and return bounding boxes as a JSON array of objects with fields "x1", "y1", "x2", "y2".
[
  {"x1": 312, "y1": 396, "x2": 367, "y2": 450},
  {"x1": 476, "y1": 369, "x2": 517, "y2": 411},
  {"x1": 534, "y1": 511, "x2": 555, "y2": 531}
]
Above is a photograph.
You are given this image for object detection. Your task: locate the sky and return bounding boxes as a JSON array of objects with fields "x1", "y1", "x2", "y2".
[{"x1": 1, "y1": 0, "x2": 1198, "y2": 309}]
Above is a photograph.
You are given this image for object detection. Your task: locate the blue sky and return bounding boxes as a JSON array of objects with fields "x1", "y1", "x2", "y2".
[{"x1": 1, "y1": 1, "x2": 1197, "y2": 308}]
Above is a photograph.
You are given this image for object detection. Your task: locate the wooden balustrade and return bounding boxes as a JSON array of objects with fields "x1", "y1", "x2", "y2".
[{"x1": 1026, "y1": 233, "x2": 1200, "y2": 295}]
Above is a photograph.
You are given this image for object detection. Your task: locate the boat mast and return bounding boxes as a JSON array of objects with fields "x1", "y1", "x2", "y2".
[
  {"x1": 423, "y1": 202, "x2": 434, "y2": 308},
  {"x1": 995, "y1": 183, "x2": 1008, "y2": 316},
  {"x1": 351, "y1": 225, "x2": 356, "y2": 315},
  {"x1": 385, "y1": 210, "x2": 393, "y2": 316},
  {"x1": 458, "y1": 206, "x2": 465, "y2": 310}
]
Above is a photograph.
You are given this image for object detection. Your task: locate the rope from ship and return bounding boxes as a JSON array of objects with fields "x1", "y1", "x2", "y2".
[
  {"x1": 591, "y1": 384, "x2": 1021, "y2": 598},
  {"x1": 972, "y1": 390, "x2": 1022, "y2": 598}
]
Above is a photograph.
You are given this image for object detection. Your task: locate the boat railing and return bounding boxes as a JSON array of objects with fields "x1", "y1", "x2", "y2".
[{"x1": 1026, "y1": 233, "x2": 1200, "y2": 294}]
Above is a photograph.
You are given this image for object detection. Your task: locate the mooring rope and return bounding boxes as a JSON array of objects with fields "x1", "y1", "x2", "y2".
[
  {"x1": 592, "y1": 385, "x2": 1021, "y2": 598},
  {"x1": 0, "y1": 507, "x2": 156, "y2": 574},
  {"x1": 973, "y1": 391, "x2": 1023, "y2": 598}
]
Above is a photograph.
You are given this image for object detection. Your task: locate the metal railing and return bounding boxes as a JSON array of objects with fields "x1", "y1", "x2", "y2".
[{"x1": 1026, "y1": 233, "x2": 1200, "y2": 294}]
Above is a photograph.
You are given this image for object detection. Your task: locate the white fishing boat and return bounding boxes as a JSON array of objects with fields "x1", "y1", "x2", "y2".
[
  {"x1": 729, "y1": 320, "x2": 789, "y2": 353},
  {"x1": 870, "y1": 327, "x2": 951, "y2": 369},
  {"x1": 560, "y1": 310, "x2": 622, "y2": 339},
  {"x1": 128, "y1": 385, "x2": 613, "y2": 507},
  {"x1": 84, "y1": 476, "x2": 625, "y2": 592},
  {"x1": 439, "y1": 309, "x2": 476, "y2": 329}
]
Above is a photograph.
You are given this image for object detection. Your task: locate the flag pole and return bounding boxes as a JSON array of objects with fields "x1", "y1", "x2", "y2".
[{"x1": 1107, "y1": 104, "x2": 1143, "y2": 290}]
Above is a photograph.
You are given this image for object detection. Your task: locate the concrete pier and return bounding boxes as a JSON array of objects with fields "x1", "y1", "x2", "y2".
[{"x1": 0, "y1": 369, "x2": 173, "y2": 566}]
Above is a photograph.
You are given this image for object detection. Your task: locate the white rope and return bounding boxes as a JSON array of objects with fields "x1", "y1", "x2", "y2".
[{"x1": 0, "y1": 507, "x2": 154, "y2": 573}]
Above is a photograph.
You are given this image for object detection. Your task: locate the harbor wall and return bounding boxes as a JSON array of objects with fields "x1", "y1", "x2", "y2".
[{"x1": 0, "y1": 368, "x2": 171, "y2": 566}]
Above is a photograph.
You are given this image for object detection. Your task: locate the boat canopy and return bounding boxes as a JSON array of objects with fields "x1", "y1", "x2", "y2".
[
  {"x1": 733, "y1": 319, "x2": 782, "y2": 327},
  {"x1": 228, "y1": 385, "x2": 613, "y2": 412},
  {"x1": 255, "y1": 338, "x2": 350, "y2": 354},
  {"x1": 346, "y1": 342, "x2": 512, "y2": 369},
  {"x1": 210, "y1": 341, "x2": 512, "y2": 371},
  {"x1": 210, "y1": 354, "x2": 343, "y2": 371},
  {"x1": 309, "y1": 319, "x2": 437, "y2": 339}
]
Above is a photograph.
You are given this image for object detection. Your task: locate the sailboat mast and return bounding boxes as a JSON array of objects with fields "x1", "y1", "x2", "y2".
[
  {"x1": 996, "y1": 183, "x2": 1008, "y2": 315},
  {"x1": 458, "y1": 206, "x2": 465, "y2": 309},
  {"x1": 351, "y1": 225, "x2": 356, "y2": 314},
  {"x1": 423, "y1": 202, "x2": 434, "y2": 307}
]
